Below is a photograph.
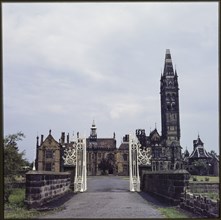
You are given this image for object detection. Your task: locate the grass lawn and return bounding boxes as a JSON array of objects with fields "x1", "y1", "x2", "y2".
[
  {"x1": 158, "y1": 207, "x2": 195, "y2": 218},
  {"x1": 4, "y1": 188, "x2": 63, "y2": 219},
  {"x1": 189, "y1": 175, "x2": 219, "y2": 183}
]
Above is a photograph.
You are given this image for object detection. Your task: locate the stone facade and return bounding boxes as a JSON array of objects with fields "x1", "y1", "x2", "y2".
[
  {"x1": 86, "y1": 138, "x2": 117, "y2": 176},
  {"x1": 86, "y1": 120, "x2": 117, "y2": 175},
  {"x1": 35, "y1": 125, "x2": 128, "y2": 176},
  {"x1": 116, "y1": 135, "x2": 129, "y2": 176},
  {"x1": 36, "y1": 130, "x2": 62, "y2": 172}
]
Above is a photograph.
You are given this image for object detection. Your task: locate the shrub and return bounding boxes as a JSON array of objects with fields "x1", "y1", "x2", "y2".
[
  {"x1": 193, "y1": 177, "x2": 198, "y2": 181},
  {"x1": 205, "y1": 177, "x2": 210, "y2": 181},
  {"x1": 8, "y1": 188, "x2": 25, "y2": 208}
]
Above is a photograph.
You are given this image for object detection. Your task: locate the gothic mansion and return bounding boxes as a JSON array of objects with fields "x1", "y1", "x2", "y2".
[{"x1": 34, "y1": 49, "x2": 219, "y2": 176}]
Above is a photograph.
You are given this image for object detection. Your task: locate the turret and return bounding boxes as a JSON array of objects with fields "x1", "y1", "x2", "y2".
[{"x1": 89, "y1": 120, "x2": 97, "y2": 141}]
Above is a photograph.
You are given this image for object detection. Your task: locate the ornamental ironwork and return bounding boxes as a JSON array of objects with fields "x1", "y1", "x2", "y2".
[
  {"x1": 62, "y1": 143, "x2": 77, "y2": 166},
  {"x1": 138, "y1": 147, "x2": 152, "y2": 165},
  {"x1": 129, "y1": 135, "x2": 152, "y2": 192}
]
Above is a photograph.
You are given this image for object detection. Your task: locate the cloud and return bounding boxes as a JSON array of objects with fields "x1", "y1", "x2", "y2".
[{"x1": 3, "y1": 2, "x2": 218, "y2": 161}]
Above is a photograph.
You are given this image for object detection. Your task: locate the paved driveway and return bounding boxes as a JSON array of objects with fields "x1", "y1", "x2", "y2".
[{"x1": 41, "y1": 176, "x2": 164, "y2": 218}]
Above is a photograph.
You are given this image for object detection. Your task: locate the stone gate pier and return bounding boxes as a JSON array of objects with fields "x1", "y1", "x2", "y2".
[
  {"x1": 25, "y1": 171, "x2": 71, "y2": 209},
  {"x1": 141, "y1": 169, "x2": 190, "y2": 205}
]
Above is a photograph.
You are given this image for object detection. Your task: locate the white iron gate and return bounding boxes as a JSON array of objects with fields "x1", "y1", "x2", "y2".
[
  {"x1": 74, "y1": 137, "x2": 87, "y2": 192},
  {"x1": 129, "y1": 134, "x2": 151, "y2": 192},
  {"x1": 129, "y1": 134, "x2": 140, "y2": 192},
  {"x1": 63, "y1": 136, "x2": 87, "y2": 192}
]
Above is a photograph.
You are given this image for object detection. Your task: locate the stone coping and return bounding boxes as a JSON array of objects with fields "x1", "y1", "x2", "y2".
[
  {"x1": 26, "y1": 171, "x2": 71, "y2": 175},
  {"x1": 189, "y1": 182, "x2": 220, "y2": 185},
  {"x1": 141, "y1": 169, "x2": 190, "y2": 174}
]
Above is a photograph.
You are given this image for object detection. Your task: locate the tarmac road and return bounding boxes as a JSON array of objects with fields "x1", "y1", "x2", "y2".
[{"x1": 41, "y1": 176, "x2": 165, "y2": 218}]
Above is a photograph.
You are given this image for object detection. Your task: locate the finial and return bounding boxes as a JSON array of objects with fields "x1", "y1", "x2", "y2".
[
  {"x1": 32, "y1": 161, "x2": 36, "y2": 171},
  {"x1": 49, "y1": 129, "x2": 51, "y2": 135},
  {"x1": 155, "y1": 122, "x2": 157, "y2": 129}
]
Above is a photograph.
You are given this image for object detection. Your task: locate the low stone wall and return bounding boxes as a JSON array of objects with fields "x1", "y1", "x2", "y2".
[
  {"x1": 141, "y1": 170, "x2": 190, "y2": 205},
  {"x1": 188, "y1": 182, "x2": 219, "y2": 193},
  {"x1": 180, "y1": 192, "x2": 220, "y2": 218},
  {"x1": 25, "y1": 171, "x2": 71, "y2": 209}
]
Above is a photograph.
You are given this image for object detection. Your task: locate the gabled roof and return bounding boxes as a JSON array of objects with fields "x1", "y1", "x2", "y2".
[
  {"x1": 189, "y1": 135, "x2": 212, "y2": 159},
  {"x1": 189, "y1": 145, "x2": 212, "y2": 159},
  {"x1": 183, "y1": 148, "x2": 190, "y2": 157},
  {"x1": 118, "y1": 143, "x2": 129, "y2": 150},
  {"x1": 193, "y1": 135, "x2": 204, "y2": 149},
  {"x1": 86, "y1": 138, "x2": 116, "y2": 150},
  {"x1": 149, "y1": 128, "x2": 161, "y2": 142},
  {"x1": 208, "y1": 153, "x2": 220, "y2": 162},
  {"x1": 39, "y1": 131, "x2": 60, "y2": 149}
]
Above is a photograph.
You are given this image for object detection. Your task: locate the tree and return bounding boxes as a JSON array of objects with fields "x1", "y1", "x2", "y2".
[
  {"x1": 192, "y1": 159, "x2": 209, "y2": 176},
  {"x1": 210, "y1": 150, "x2": 218, "y2": 157},
  {"x1": 98, "y1": 158, "x2": 112, "y2": 175},
  {"x1": 4, "y1": 132, "x2": 28, "y2": 202}
]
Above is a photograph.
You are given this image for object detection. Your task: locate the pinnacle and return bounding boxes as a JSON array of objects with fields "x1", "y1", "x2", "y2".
[{"x1": 163, "y1": 49, "x2": 174, "y2": 76}]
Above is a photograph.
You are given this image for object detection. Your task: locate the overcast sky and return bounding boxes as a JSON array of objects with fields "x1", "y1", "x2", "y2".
[{"x1": 3, "y1": 2, "x2": 219, "y2": 162}]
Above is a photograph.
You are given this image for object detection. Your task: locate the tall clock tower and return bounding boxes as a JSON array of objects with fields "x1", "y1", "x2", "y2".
[{"x1": 160, "y1": 49, "x2": 181, "y2": 147}]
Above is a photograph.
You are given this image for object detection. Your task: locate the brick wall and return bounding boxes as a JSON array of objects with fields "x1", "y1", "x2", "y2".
[
  {"x1": 141, "y1": 170, "x2": 190, "y2": 205},
  {"x1": 25, "y1": 171, "x2": 71, "y2": 209},
  {"x1": 180, "y1": 192, "x2": 220, "y2": 218}
]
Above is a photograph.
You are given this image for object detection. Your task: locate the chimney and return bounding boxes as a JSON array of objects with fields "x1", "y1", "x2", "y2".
[
  {"x1": 36, "y1": 136, "x2": 39, "y2": 147},
  {"x1": 61, "y1": 132, "x2": 65, "y2": 144},
  {"x1": 41, "y1": 135, "x2": 44, "y2": 145},
  {"x1": 67, "y1": 133, "x2": 69, "y2": 143}
]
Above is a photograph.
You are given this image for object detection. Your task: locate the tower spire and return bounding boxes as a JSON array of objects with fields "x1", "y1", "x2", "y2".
[{"x1": 163, "y1": 49, "x2": 174, "y2": 76}]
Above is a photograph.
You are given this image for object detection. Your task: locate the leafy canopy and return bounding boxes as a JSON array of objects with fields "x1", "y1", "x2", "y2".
[{"x1": 4, "y1": 132, "x2": 29, "y2": 179}]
